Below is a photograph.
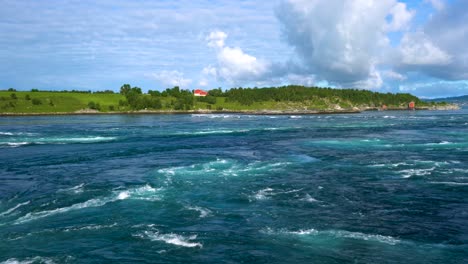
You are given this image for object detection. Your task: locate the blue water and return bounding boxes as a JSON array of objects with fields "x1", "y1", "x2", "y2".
[{"x1": 0, "y1": 110, "x2": 467, "y2": 263}]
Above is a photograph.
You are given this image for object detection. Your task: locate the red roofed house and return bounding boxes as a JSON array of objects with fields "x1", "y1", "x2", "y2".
[{"x1": 194, "y1": 89, "x2": 208, "y2": 97}]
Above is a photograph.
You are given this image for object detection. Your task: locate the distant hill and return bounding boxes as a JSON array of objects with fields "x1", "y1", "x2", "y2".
[{"x1": 426, "y1": 95, "x2": 468, "y2": 106}]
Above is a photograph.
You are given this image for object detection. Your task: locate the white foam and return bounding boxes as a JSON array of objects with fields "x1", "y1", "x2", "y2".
[
  {"x1": 63, "y1": 222, "x2": 118, "y2": 232},
  {"x1": 186, "y1": 206, "x2": 211, "y2": 218},
  {"x1": 117, "y1": 185, "x2": 162, "y2": 201},
  {"x1": 13, "y1": 197, "x2": 114, "y2": 225},
  {"x1": 425, "y1": 141, "x2": 452, "y2": 146},
  {"x1": 0, "y1": 257, "x2": 56, "y2": 264},
  {"x1": 191, "y1": 114, "x2": 240, "y2": 119},
  {"x1": 158, "y1": 159, "x2": 289, "y2": 179},
  {"x1": 0, "y1": 132, "x2": 37, "y2": 136},
  {"x1": 136, "y1": 230, "x2": 202, "y2": 248},
  {"x1": 266, "y1": 228, "x2": 399, "y2": 245},
  {"x1": 117, "y1": 192, "x2": 130, "y2": 200},
  {"x1": 400, "y1": 167, "x2": 435, "y2": 178},
  {"x1": 4, "y1": 142, "x2": 30, "y2": 147},
  {"x1": 252, "y1": 188, "x2": 274, "y2": 201},
  {"x1": 57, "y1": 183, "x2": 84, "y2": 194},
  {"x1": 301, "y1": 194, "x2": 319, "y2": 203},
  {"x1": 13, "y1": 185, "x2": 161, "y2": 224},
  {"x1": 429, "y1": 181, "x2": 468, "y2": 186},
  {"x1": 290, "y1": 115, "x2": 302, "y2": 119},
  {"x1": 0, "y1": 201, "x2": 30, "y2": 217}
]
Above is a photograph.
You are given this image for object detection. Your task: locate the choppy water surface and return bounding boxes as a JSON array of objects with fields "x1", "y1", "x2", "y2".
[{"x1": 0, "y1": 110, "x2": 467, "y2": 263}]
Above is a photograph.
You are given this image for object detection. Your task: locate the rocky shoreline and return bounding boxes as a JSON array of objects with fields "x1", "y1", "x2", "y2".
[{"x1": 0, "y1": 104, "x2": 460, "y2": 117}]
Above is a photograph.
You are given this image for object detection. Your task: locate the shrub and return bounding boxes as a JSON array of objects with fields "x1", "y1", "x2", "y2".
[
  {"x1": 25, "y1": 94, "x2": 31, "y2": 100},
  {"x1": 32, "y1": 98, "x2": 42, "y2": 105},
  {"x1": 109, "y1": 105, "x2": 115, "y2": 111},
  {"x1": 88, "y1": 101, "x2": 101, "y2": 111},
  {"x1": 10, "y1": 93, "x2": 17, "y2": 100}
]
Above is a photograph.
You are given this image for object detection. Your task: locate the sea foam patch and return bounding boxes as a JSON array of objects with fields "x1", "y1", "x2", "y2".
[
  {"x1": 157, "y1": 158, "x2": 291, "y2": 180},
  {"x1": 263, "y1": 228, "x2": 400, "y2": 245},
  {"x1": 135, "y1": 230, "x2": 202, "y2": 248},
  {"x1": 12, "y1": 185, "x2": 162, "y2": 225},
  {"x1": 0, "y1": 256, "x2": 57, "y2": 264}
]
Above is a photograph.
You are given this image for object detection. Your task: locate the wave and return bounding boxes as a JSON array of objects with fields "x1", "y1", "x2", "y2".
[
  {"x1": 429, "y1": 181, "x2": 468, "y2": 186},
  {"x1": 57, "y1": 183, "x2": 84, "y2": 194},
  {"x1": 63, "y1": 222, "x2": 118, "y2": 232},
  {"x1": 0, "y1": 257, "x2": 56, "y2": 264},
  {"x1": 264, "y1": 228, "x2": 400, "y2": 245},
  {"x1": 0, "y1": 132, "x2": 38, "y2": 136},
  {"x1": 179, "y1": 129, "x2": 249, "y2": 135},
  {"x1": 157, "y1": 159, "x2": 290, "y2": 179},
  {"x1": 0, "y1": 136, "x2": 117, "y2": 147},
  {"x1": 176, "y1": 126, "x2": 298, "y2": 136},
  {"x1": 250, "y1": 188, "x2": 303, "y2": 202},
  {"x1": 191, "y1": 114, "x2": 241, "y2": 119},
  {"x1": 12, "y1": 185, "x2": 161, "y2": 225},
  {"x1": 135, "y1": 230, "x2": 202, "y2": 248},
  {"x1": 116, "y1": 185, "x2": 163, "y2": 201},
  {"x1": 251, "y1": 188, "x2": 274, "y2": 201},
  {"x1": 399, "y1": 167, "x2": 435, "y2": 178},
  {"x1": 425, "y1": 141, "x2": 452, "y2": 146},
  {"x1": 300, "y1": 194, "x2": 320, "y2": 203},
  {"x1": 0, "y1": 201, "x2": 30, "y2": 217},
  {"x1": 185, "y1": 206, "x2": 211, "y2": 218}
]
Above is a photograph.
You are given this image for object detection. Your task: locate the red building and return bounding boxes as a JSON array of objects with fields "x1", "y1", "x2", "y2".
[
  {"x1": 194, "y1": 89, "x2": 208, "y2": 97},
  {"x1": 408, "y1": 101, "x2": 415, "y2": 110}
]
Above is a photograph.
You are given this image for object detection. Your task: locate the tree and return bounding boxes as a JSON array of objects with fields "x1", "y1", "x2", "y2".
[
  {"x1": 10, "y1": 93, "x2": 17, "y2": 100},
  {"x1": 120, "y1": 84, "x2": 131, "y2": 96}
]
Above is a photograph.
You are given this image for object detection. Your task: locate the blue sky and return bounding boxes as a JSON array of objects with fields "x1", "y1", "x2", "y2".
[{"x1": 0, "y1": 0, "x2": 467, "y2": 98}]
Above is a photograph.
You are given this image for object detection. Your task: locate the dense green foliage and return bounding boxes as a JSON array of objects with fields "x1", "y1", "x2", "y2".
[{"x1": 224, "y1": 85, "x2": 424, "y2": 107}]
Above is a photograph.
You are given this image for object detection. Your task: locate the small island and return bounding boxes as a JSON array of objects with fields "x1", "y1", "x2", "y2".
[{"x1": 0, "y1": 85, "x2": 458, "y2": 116}]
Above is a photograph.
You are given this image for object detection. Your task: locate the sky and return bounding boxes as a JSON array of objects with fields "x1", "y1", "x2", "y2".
[{"x1": 0, "y1": 0, "x2": 467, "y2": 98}]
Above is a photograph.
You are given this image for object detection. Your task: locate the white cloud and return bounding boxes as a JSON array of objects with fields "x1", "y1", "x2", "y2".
[
  {"x1": 150, "y1": 70, "x2": 192, "y2": 88},
  {"x1": 207, "y1": 31, "x2": 227, "y2": 49},
  {"x1": 387, "y1": 2, "x2": 415, "y2": 31},
  {"x1": 383, "y1": 70, "x2": 407, "y2": 81},
  {"x1": 276, "y1": 0, "x2": 413, "y2": 89},
  {"x1": 396, "y1": 1, "x2": 468, "y2": 80},
  {"x1": 400, "y1": 32, "x2": 452, "y2": 66},
  {"x1": 205, "y1": 30, "x2": 270, "y2": 84}
]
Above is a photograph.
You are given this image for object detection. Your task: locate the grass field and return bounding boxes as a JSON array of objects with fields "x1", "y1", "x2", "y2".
[{"x1": 0, "y1": 91, "x2": 125, "y2": 113}]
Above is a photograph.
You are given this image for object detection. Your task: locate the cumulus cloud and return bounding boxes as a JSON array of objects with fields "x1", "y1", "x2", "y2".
[
  {"x1": 150, "y1": 70, "x2": 192, "y2": 88},
  {"x1": 399, "y1": 32, "x2": 452, "y2": 66},
  {"x1": 397, "y1": 0, "x2": 468, "y2": 80},
  {"x1": 276, "y1": 0, "x2": 413, "y2": 89},
  {"x1": 383, "y1": 70, "x2": 407, "y2": 81},
  {"x1": 205, "y1": 30, "x2": 270, "y2": 84}
]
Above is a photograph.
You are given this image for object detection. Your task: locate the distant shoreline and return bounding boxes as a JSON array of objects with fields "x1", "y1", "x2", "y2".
[{"x1": 0, "y1": 107, "x2": 458, "y2": 117}]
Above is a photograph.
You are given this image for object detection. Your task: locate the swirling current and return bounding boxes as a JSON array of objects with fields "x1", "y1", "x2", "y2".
[{"x1": 0, "y1": 110, "x2": 467, "y2": 263}]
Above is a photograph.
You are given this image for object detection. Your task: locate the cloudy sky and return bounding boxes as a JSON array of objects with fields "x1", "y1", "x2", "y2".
[{"x1": 1, "y1": 0, "x2": 467, "y2": 98}]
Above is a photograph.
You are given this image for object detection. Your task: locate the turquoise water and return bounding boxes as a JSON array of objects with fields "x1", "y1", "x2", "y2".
[{"x1": 0, "y1": 110, "x2": 467, "y2": 263}]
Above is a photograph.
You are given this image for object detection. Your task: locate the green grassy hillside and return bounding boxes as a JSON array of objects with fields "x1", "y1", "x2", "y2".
[{"x1": 0, "y1": 91, "x2": 126, "y2": 113}]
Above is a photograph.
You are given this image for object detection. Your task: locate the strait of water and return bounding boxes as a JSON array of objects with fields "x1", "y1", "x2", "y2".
[{"x1": 0, "y1": 110, "x2": 467, "y2": 263}]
